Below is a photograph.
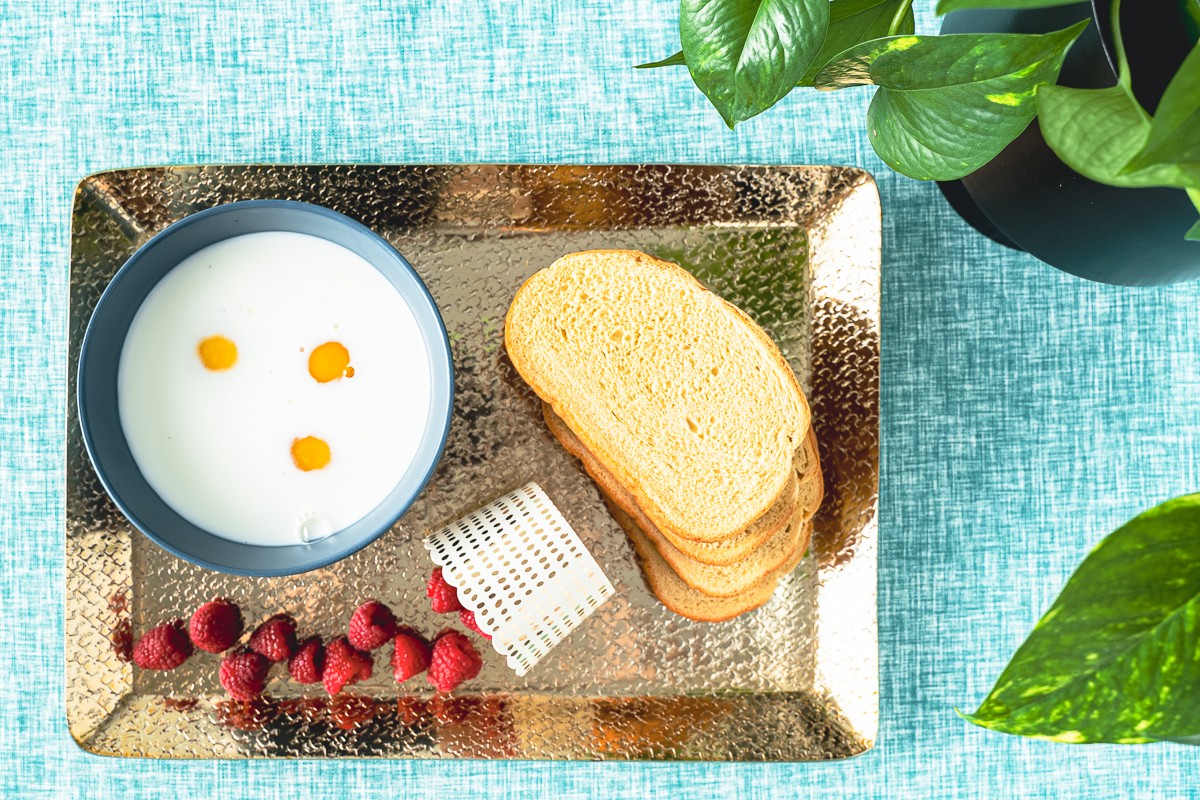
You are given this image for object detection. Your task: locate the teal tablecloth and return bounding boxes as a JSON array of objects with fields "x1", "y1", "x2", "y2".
[{"x1": 3, "y1": 1, "x2": 1198, "y2": 797}]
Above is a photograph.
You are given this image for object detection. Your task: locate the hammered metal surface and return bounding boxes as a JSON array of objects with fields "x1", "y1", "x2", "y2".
[{"x1": 66, "y1": 165, "x2": 880, "y2": 760}]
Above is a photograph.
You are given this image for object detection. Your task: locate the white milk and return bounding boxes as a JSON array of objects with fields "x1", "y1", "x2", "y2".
[{"x1": 118, "y1": 231, "x2": 433, "y2": 547}]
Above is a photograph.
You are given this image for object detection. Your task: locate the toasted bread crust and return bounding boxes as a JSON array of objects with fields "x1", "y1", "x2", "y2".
[{"x1": 612, "y1": 502, "x2": 812, "y2": 623}]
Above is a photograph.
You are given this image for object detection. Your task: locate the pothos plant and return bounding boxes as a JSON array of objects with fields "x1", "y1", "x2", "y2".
[
  {"x1": 961, "y1": 494, "x2": 1200, "y2": 744},
  {"x1": 639, "y1": 0, "x2": 1200, "y2": 240}
]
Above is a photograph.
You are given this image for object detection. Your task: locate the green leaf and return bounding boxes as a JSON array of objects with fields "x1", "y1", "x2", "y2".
[
  {"x1": 1188, "y1": 189, "x2": 1200, "y2": 241},
  {"x1": 813, "y1": 24, "x2": 1087, "y2": 180},
  {"x1": 936, "y1": 0, "x2": 1084, "y2": 13},
  {"x1": 680, "y1": 0, "x2": 831, "y2": 127},
  {"x1": 636, "y1": 0, "x2": 915, "y2": 86},
  {"x1": 636, "y1": 51, "x2": 687, "y2": 69},
  {"x1": 799, "y1": 0, "x2": 916, "y2": 86},
  {"x1": 1037, "y1": 83, "x2": 1200, "y2": 188},
  {"x1": 1124, "y1": 42, "x2": 1200, "y2": 171},
  {"x1": 962, "y1": 494, "x2": 1200, "y2": 743},
  {"x1": 1181, "y1": 0, "x2": 1200, "y2": 43},
  {"x1": 1037, "y1": 0, "x2": 1200, "y2": 195}
]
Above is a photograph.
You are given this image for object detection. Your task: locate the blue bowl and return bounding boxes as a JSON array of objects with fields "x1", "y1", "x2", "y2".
[{"x1": 77, "y1": 200, "x2": 454, "y2": 576}]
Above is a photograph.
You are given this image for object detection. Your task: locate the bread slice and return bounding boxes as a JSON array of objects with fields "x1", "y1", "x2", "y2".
[
  {"x1": 506, "y1": 250, "x2": 811, "y2": 544},
  {"x1": 660, "y1": 423, "x2": 819, "y2": 549},
  {"x1": 546, "y1": 402, "x2": 821, "y2": 565},
  {"x1": 611, "y1": 502, "x2": 812, "y2": 622},
  {"x1": 543, "y1": 402, "x2": 807, "y2": 563},
  {"x1": 545, "y1": 403, "x2": 813, "y2": 596},
  {"x1": 619, "y1": 471, "x2": 805, "y2": 598},
  {"x1": 653, "y1": 425, "x2": 822, "y2": 551}
]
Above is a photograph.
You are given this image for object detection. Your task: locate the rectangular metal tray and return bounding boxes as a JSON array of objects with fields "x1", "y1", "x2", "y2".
[{"x1": 66, "y1": 164, "x2": 880, "y2": 760}]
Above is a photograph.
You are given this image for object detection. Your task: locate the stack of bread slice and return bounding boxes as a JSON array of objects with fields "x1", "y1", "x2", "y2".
[{"x1": 505, "y1": 250, "x2": 823, "y2": 622}]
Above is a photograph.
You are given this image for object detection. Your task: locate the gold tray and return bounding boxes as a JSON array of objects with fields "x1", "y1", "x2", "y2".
[{"x1": 66, "y1": 165, "x2": 880, "y2": 760}]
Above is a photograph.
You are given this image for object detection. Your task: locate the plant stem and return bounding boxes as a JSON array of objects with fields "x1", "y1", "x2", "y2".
[
  {"x1": 1111, "y1": 0, "x2": 1131, "y2": 90},
  {"x1": 1109, "y1": 0, "x2": 1150, "y2": 122},
  {"x1": 887, "y1": 0, "x2": 913, "y2": 37}
]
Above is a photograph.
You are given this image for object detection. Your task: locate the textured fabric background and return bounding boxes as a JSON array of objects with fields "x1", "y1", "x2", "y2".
[{"x1": 2, "y1": 1, "x2": 1198, "y2": 797}]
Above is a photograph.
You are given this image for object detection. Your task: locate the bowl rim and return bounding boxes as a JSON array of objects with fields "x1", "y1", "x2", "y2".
[{"x1": 76, "y1": 199, "x2": 454, "y2": 576}]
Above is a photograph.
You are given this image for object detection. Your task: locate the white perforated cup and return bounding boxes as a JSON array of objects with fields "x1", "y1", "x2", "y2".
[{"x1": 423, "y1": 482, "x2": 614, "y2": 676}]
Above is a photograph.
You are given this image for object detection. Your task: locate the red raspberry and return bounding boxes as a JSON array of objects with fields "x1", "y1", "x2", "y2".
[
  {"x1": 132, "y1": 621, "x2": 193, "y2": 670},
  {"x1": 427, "y1": 568, "x2": 464, "y2": 613},
  {"x1": 427, "y1": 630, "x2": 483, "y2": 693},
  {"x1": 347, "y1": 600, "x2": 397, "y2": 651},
  {"x1": 219, "y1": 650, "x2": 270, "y2": 701},
  {"x1": 189, "y1": 599, "x2": 243, "y2": 653},
  {"x1": 391, "y1": 627, "x2": 432, "y2": 683},
  {"x1": 322, "y1": 637, "x2": 373, "y2": 696},
  {"x1": 248, "y1": 613, "x2": 297, "y2": 662},
  {"x1": 459, "y1": 609, "x2": 492, "y2": 640},
  {"x1": 288, "y1": 636, "x2": 325, "y2": 684}
]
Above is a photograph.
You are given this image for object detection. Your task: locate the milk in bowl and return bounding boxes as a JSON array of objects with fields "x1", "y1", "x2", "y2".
[{"x1": 117, "y1": 230, "x2": 432, "y2": 547}]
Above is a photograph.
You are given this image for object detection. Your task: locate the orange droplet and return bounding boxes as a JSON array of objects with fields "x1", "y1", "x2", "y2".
[
  {"x1": 198, "y1": 335, "x2": 237, "y2": 370},
  {"x1": 308, "y1": 341, "x2": 352, "y2": 383},
  {"x1": 291, "y1": 436, "x2": 330, "y2": 471}
]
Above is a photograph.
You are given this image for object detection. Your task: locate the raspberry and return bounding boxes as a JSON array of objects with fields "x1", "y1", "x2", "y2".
[
  {"x1": 288, "y1": 636, "x2": 325, "y2": 684},
  {"x1": 249, "y1": 613, "x2": 297, "y2": 662},
  {"x1": 132, "y1": 621, "x2": 193, "y2": 670},
  {"x1": 391, "y1": 627, "x2": 432, "y2": 683},
  {"x1": 189, "y1": 599, "x2": 243, "y2": 653},
  {"x1": 459, "y1": 609, "x2": 492, "y2": 640},
  {"x1": 347, "y1": 600, "x2": 397, "y2": 651},
  {"x1": 427, "y1": 568, "x2": 464, "y2": 613},
  {"x1": 219, "y1": 650, "x2": 270, "y2": 701},
  {"x1": 322, "y1": 637, "x2": 373, "y2": 696},
  {"x1": 427, "y1": 630, "x2": 483, "y2": 693}
]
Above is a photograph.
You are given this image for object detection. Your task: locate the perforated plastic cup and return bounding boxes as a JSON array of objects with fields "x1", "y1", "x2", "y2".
[{"x1": 423, "y1": 482, "x2": 614, "y2": 676}]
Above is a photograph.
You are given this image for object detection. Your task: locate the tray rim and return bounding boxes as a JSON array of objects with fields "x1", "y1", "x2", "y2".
[{"x1": 65, "y1": 162, "x2": 882, "y2": 761}]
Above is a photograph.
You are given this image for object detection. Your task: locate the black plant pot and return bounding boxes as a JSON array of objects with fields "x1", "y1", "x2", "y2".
[{"x1": 938, "y1": 1, "x2": 1200, "y2": 285}]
